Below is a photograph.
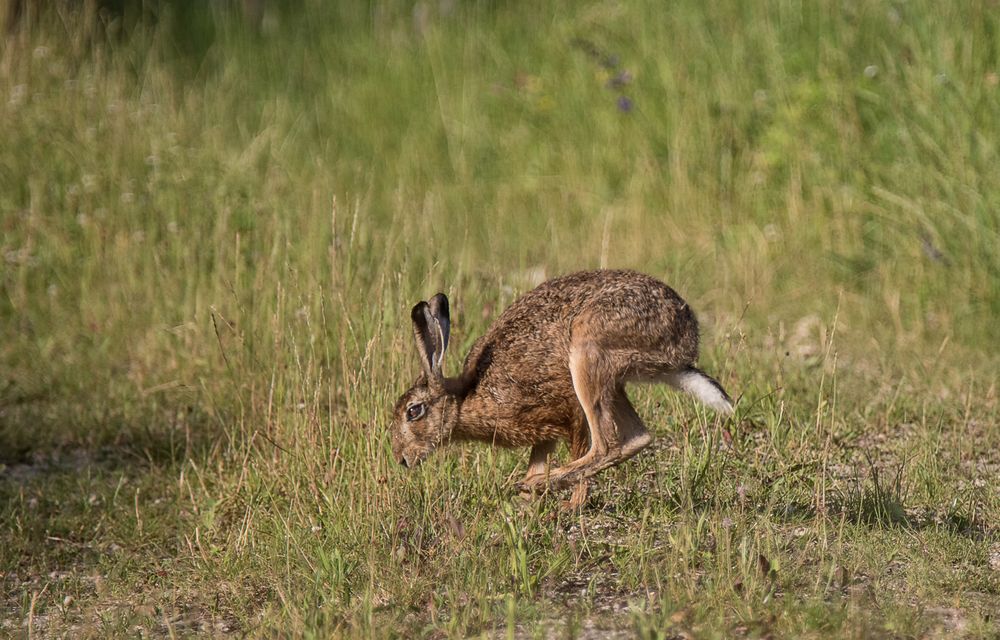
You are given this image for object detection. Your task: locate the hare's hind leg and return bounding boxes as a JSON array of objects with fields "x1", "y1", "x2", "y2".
[
  {"x1": 610, "y1": 390, "x2": 654, "y2": 459},
  {"x1": 546, "y1": 341, "x2": 653, "y2": 489}
]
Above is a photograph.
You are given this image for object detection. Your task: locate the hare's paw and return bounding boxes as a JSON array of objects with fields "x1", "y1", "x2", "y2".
[
  {"x1": 563, "y1": 481, "x2": 589, "y2": 510},
  {"x1": 542, "y1": 457, "x2": 596, "y2": 490},
  {"x1": 515, "y1": 473, "x2": 548, "y2": 494}
]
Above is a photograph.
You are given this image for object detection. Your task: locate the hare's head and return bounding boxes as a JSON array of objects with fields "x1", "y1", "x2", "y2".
[{"x1": 390, "y1": 293, "x2": 459, "y2": 468}]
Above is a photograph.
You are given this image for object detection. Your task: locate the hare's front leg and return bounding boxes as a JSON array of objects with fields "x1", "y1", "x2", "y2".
[
  {"x1": 566, "y1": 425, "x2": 590, "y2": 509},
  {"x1": 517, "y1": 428, "x2": 591, "y2": 508},
  {"x1": 521, "y1": 441, "x2": 556, "y2": 486},
  {"x1": 517, "y1": 423, "x2": 587, "y2": 495}
]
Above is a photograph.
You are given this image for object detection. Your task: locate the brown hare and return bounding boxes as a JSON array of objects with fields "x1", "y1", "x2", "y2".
[{"x1": 389, "y1": 269, "x2": 733, "y2": 506}]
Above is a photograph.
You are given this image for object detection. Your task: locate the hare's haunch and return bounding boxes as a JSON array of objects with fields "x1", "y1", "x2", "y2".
[{"x1": 389, "y1": 269, "x2": 733, "y2": 507}]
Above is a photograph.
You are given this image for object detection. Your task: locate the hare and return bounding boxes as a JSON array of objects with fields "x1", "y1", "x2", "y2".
[{"x1": 389, "y1": 269, "x2": 733, "y2": 507}]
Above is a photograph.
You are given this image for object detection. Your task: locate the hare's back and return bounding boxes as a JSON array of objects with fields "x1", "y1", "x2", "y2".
[
  {"x1": 464, "y1": 270, "x2": 697, "y2": 391},
  {"x1": 569, "y1": 271, "x2": 700, "y2": 371}
]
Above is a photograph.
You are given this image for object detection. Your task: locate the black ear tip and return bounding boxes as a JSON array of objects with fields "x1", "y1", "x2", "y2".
[
  {"x1": 432, "y1": 293, "x2": 449, "y2": 312},
  {"x1": 411, "y1": 301, "x2": 429, "y2": 322}
]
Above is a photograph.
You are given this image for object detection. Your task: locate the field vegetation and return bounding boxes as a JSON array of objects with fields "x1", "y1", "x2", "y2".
[{"x1": 1, "y1": 1, "x2": 999, "y2": 636}]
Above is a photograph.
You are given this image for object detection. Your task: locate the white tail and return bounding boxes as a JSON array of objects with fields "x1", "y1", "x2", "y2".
[{"x1": 666, "y1": 367, "x2": 734, "y2": 415}]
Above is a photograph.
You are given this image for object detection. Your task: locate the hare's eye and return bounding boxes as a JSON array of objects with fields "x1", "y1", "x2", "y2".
[{"x1": 406, "y1": 403, "x2": 426, "y2": 421}]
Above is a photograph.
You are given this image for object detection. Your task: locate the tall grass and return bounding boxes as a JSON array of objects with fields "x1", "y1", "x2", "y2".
[{"x1": 1, "y1": 1, "x2": 998, "y2": 637}]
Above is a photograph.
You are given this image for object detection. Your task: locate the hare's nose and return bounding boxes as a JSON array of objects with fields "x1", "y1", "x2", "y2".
[{"x1": 398, "y1": 456, "x2": 409, "y2": 468}]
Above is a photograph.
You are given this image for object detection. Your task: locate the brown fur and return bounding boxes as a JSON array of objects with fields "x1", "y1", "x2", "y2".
[{"x1": 389, "y1": 269, "x2": 732, "y2": 503}]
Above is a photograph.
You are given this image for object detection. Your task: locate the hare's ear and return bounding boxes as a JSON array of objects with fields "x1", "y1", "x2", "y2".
[
  {"x1": 427, "y1": 293, "x2": 450, "y2": 367},
  {"x1": 411, "y1": 300, "x2": 446, "y2": 382}
]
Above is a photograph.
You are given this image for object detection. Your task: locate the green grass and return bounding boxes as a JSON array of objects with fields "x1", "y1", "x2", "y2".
[{"x1": 1, "y1": 0, "x2": 999, "y2": 636}]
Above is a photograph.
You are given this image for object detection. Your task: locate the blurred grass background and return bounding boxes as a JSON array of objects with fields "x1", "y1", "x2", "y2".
[{"x1": 1, "y1": 0, "x2": 999, "y2": 637}]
